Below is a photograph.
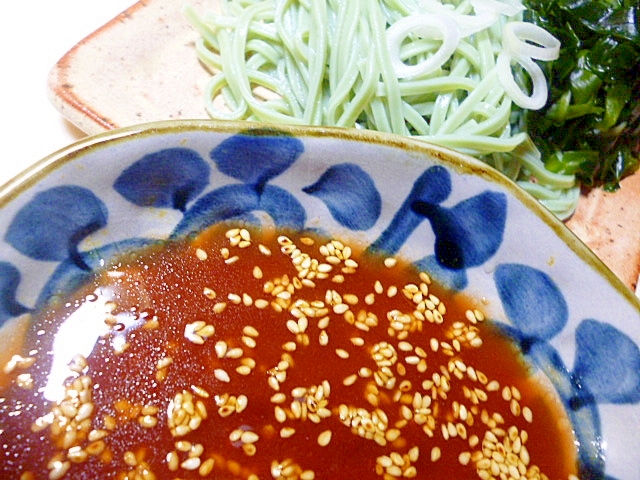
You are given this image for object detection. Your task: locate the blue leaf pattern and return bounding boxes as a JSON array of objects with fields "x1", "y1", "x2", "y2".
[
  {"x1": 211, "y1": 130, "x2": 304, "y2": 188},
  {"x1": 573, "y1": 319, "x2": 640, "y2": 404},
  {"x1": 114, "y1": 148, "x2": 210, "y2": 211},
  {"x1": 523, "y1": 339, "x2": 606, "y2": 477},
  {"x1": 370, "y1": 166, "x2": 452, "y2": 255},
  {"x1": 34, "y1": 238, "x2": 162, "y2": 310},
  {"x1": 414, "y1": 191, "x2": 507, "y2": 270},
  {"x1": 5, "y1": 186, "x2": 107, "y2": 264},
  {"x1": 258, "y1": 185, "x2": 306, "y2": 230},
  {"x1": 303, "y1": 163, "x2": 381, "y2": 230},
  {"x1": 0, "y1": 262, "x2": 30, "y2": 325},
  {"x1": 371, "y1": 166, "x2": 505, "y2": 274},
  {"x1": 414, "y1": 255, "x2": 469, "y2": 291},
  {"x1": 494, "y1": 263, "x2": 568, "y2": 340},
  {"x1": 173, "y1": 184, "x2": 261, "y2": 238}
]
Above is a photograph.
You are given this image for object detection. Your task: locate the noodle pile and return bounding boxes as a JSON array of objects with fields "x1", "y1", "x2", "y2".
[{"x1": 184, "y1": 0, "x2": 580, "y2": 218}]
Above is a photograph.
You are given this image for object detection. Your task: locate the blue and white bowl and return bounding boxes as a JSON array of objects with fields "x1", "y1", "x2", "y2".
[{"x1": 0, "y1": 120, "x2": 638, "y2": 478}]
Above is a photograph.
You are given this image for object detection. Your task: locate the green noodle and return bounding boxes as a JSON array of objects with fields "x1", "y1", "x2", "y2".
[{"x1": 183, "y1": 0, "x2": 580, "y2": 219}]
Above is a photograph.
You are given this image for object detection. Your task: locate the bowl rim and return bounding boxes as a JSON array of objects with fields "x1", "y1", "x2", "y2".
[{"x1": 1, "y1": 118, "x2": 638, "y2": 311}]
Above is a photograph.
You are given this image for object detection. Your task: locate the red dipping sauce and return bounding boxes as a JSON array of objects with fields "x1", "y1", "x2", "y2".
[{"x1": 0, "y1": 224, "x2": 579, "y2": 479}]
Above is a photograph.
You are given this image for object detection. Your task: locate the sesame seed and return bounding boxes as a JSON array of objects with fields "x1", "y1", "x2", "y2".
[
  {"x1": 138, "y1": 415, "x2": 158, "y2": 428},
  {"x1": 202, "y1": 287, "x2": 217, "y2": 300},
  {"x1": 333, "y1": 303, "x2": 349, "y2": 315},
  {"x1": 335, "y1": 348, "x2": 350, "y2": 359},
  {"x1": 239, "y1": 228, "x2": 251, "y2": 241},
  {"x1": 199, "y1": 458, "x2": 215, "y2": 476},
  {"x1": 502, "y1": 386, "x2": 512, "y2": 401},
  {"x1": 241, "y1": 430, "x2": 260, "y2": 444},
  {"x1": 317, "y1": 430, "x2": 332, "y2": 447},
  {"x1": 225, "y1": 255, "x2": 240, "y2": 265},
  {"x1": 343, "y1": 293, "x2": 359, "y2": 305},
  {"x1": 213, "y1": 302, "x2": 227, "y2": 314},
  {"x1": 268, "y1": 376, "x2": 281, "y2": 391},
  {"x1": 254, "y1": 298, "x2": 269, "y2": 309},
  {"x1": 242, "y1": 293, "x2": 254, "y2": 306},
  {"x1": 522, "y1": 406, "x2": 533, "y2": 423},
  {"x1": 280, "y1": 427, "x2": 296, "y2": 438},
  {"x1": 430, "y1": 446, "x2": 441, "y2": 462},
  {"x1": 273, "y1": 406, "x2": 287, "y2": 423},
  {"x1": 48, "y1": 460, "x2": 71, "y2": 480},
  {"x1": 242, "y1": 325, "x2": 259, "y2": 337},
  {"x1": 214, "y1": 369, "x2": 231, "y2": 383},
  {"x1": 242, "y1": 336, "x2": 257, "y2": 349},
  {"x1": 181, "y1": 457, "x2": 201, "y2": 471},
  {"x1": 226, "y1": 347, "x2": 244, "y2": 359},
  {"x1": 343, "y1": 374, "x2": 358, "y2": 386},
  {"x1": 228, "y1": 293, "x2": 242, "y2": 304},
  {"x1": 458, "y1": 451, "x2": 472, "y2": 466},
  {"x1": 258, "y1": 244, "x2": 271, "y2": 255}
]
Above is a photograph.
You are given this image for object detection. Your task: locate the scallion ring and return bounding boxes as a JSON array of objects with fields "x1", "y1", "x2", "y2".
[{"x1": 386, "y1": 14, "x2": 461, "y2": 79}]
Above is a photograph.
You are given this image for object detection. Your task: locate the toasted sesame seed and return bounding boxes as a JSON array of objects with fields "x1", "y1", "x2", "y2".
[
  {"x1": 258, "y1": 243, "x2": 271, "y2": 255},
  {"x1": 239, "y1": 228, "x2": 251, "y2": 241},
  {"x1": 333, "y1": 303, "x2": 350, "y2": 315},
  {"x1": 268, "y1": 376, "x2": 280, "y2": 391},
  {"x1": 226, "y1": 228, "x2": 240, "y2": 239},
  {"x1": 48, "y1": 460, "x2": 71, "y2": 480},
  {"x1": 240, "y1": 357, "x2": 257, "y2": 373},
  {"x1": 181, "y1": 457, "x2": 201, "y2": 471},
  {"x1": 228, "y1": 293, "x2": 242, "y2": 304},
  {"x1": 424, "y1": 445, "x2": 438, "y2": 462},
  {"x1": 123, "y1": 450, "x2": 138, "y2": 467},
  {"x1": 343, "y1": 374, "x2": 358, "y2": 386},
  {"x1": 335, "y1": 348, "x2": 350, "y2": 359},
  {"x1": 236, "y1": 365, "x2": 253, "y2": 376},
  {"x1": 300, "y1": 470, "x2": 315, "y2": 480},
  {"x1": 243, "y1": 325, "x2": 259, "y2": 337},
  {"x1": 502, "y1": 386, "x2": 512, "y2": 401},
  {"x1": 286, "y1": 320, "x2": 300, "y2": 334},
  {"x1": 254, "y1": 298, "x2": 269, "y2": 309},
  {"x1": 242, "y1": 293, "x2": 254, "y2": 306},
  {"x1": 242, "y1": 336, "x2": 257, "y2": 349},
  {"x1": 317, "y1": 430, "x2": 332, "y2": 447},
  {"x1": 343, "y1": 293, "x2": 359, "y2": 305},
  {"x1": 213, "y1": 302, "x2": 227, "y2": 314},
  {"x1": 214, "y1": 369, "x2": 231, "y2": 383},
  {"x1": 199, "y1": 458, "x2": 215, "y2": 476},
  {"x1": 241, "y1": 430, "x2": 260, "y2": 444},
  {"x1": 226, "y1": 347, "x2": 244, "y2": 359},
  {"x1": 138, "y1": 415, "x2": 158, "y2": 428},
  {"x1": 280, "y1": 427, "x2": 296, "y2": 439}
]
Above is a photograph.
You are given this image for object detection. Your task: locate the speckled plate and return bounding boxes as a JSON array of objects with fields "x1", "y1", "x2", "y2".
[{"x1": 0, "y1": 121, "x2": 638, "y2": 478}]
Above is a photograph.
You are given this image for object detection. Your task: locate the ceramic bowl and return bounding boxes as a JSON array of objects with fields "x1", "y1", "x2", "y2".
[{"x1": 0, "y1": 120, "x2": 638, "y2": 478}]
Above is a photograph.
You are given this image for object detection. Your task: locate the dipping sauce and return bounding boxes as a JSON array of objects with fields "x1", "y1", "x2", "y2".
[{"x1": 0, "y1": 224, "x2": 579, "y2": 479}]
